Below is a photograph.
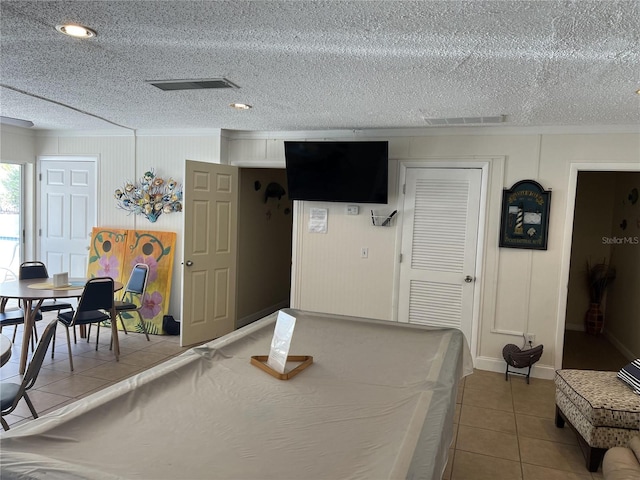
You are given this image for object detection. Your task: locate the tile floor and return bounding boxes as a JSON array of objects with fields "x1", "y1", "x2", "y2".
[
  {"x1": 1, "y1": 312, "x2": 193, "y2": 429},
  {"x1": 443, "y1": 369, "x2": 603, "y2": 480},
  {"x1": 0, "y1": 316, "x2": 624, "y2": 479}
]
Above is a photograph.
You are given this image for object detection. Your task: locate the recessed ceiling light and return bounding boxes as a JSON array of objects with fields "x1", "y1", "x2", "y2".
[
  {"x1": 55, "y1": 24, "x2": 97, "y2": 38},
  {"x1": 230, "y1": 103, "x2": 252, "y2": 110}
]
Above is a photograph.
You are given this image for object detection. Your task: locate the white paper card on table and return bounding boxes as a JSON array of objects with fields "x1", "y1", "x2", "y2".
[
  {"x1": 267, "y1": 310, "x2": 297, "y2": 374},
  {"x1": 53, "y1": 272, "x2": 69, "y2": 287}
]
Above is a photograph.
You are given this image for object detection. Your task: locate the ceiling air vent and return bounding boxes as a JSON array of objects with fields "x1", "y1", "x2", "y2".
[
  {"x1": 423, "y1": 115, "x2": 506, "y2": 126},
  {"x1": 147, "y1": 78, "x2": 240, "y2": 91}
]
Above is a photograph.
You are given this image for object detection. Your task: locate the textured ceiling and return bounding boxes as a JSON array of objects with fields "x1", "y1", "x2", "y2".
[{"x1": 1, "y1": 0, "x2": 639, "y2": 132}]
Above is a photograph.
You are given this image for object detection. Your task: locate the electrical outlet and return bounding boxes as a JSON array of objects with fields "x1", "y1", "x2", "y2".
[
  {"x1": 360, "y1": 247, "x2": 369, "y2": 259},
  {"x1": 525, "y1": 333, "x2": 536, "y2": 345}
]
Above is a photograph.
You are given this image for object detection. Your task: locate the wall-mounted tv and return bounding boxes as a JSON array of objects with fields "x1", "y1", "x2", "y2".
[{"x1": 284, "y1": 141, "x2": 388, "y2": 204}]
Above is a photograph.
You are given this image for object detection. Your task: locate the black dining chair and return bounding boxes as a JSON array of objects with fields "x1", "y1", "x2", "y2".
[
  {"x1": 0, "y1": 309, "x2": 42, "y2": 351},
  {"x1": 19, "y1": 261, "x2": 75, "y2": 317},
  {"x1": 1, "y1": 318, "x2": 57, "y2": 431},
  {"x1": 114, "y1": 263, "x2": 151, "y2": 341},
  {"x1": 55, "y1": 277, "x2": 119, "y2": 371}
]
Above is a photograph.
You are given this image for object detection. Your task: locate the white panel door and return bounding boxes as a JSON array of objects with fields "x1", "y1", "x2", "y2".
[
  {"x1": 398, "y1": 168, "x2": 481, "y2": 343},
  {"x1": 181, "y1": 160, "x2": 238, "y2": 347},
  {"x1": 38, "y1": 157, "x2": 97, "y2": 277}
]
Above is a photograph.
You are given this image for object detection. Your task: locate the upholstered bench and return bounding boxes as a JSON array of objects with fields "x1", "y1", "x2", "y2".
[{"x1": 555, "y1": 369, "x2": 640, "y2": 472}]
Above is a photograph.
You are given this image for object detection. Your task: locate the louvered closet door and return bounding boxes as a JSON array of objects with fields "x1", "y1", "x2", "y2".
[{"x1": 398, "y1": 168, "x2": 481, "y2": 343}]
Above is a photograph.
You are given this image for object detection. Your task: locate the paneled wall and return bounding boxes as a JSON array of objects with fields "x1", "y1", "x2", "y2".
[
  {"x1": 3, "y1": 125, "x2": 638, "y2": 377},
  {"x1": 233, "y1": 130, "x2": 639, "y2": 378},
  {"x1": 29, "y1": 130, "x2": 221, "y2": 318}
]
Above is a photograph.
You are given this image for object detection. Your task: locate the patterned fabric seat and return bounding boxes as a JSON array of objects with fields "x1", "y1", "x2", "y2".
[{"x1": 555, "y1": 369, "x2": 640, "y2": 472}]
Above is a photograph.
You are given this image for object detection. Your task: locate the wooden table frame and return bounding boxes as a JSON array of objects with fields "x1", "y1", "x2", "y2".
[{"x1": 0, "y1": 279, "x2": 121, "y2": 374}]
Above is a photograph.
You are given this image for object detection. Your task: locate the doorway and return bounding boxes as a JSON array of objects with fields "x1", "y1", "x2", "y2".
[
  {"x1": 397, "y1": 167, "x2": 482, "y2": 346},
  {"x1": 561, "y1": 169, "x2": 640, "y2": 371},
  {"x1": 181, "y1": 163, "x2": 293, "y2": 346},
  {"x1": 0, "y1": 163, "x2": 22, "y2": 278},
  {"x1": 236, "y1": 168, "x2": 293, "y2": 328},
  {"x1": 38, "y1": 156, "x2": 97, "y2": 277}
]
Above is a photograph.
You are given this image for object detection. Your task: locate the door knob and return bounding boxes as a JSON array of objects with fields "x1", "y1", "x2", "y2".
[
  {"x1": 464, "y1": 275, "x2": 474, "y2": 283},
  {"x1": 185, "y1": 260, "x2": 193, "y2": 267}
]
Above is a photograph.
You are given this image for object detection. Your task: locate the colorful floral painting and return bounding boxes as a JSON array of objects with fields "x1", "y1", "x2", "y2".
[{"x1": 88, "y1": 228, "x2": 176, "y2": 335}]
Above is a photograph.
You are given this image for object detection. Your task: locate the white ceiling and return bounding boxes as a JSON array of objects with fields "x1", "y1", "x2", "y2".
[{"x1": 1, "y1": 0, "x2": 639, "y2": 132}]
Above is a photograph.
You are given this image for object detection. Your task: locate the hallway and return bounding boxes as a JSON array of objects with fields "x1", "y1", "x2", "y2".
[{"x1": 562, "y1": 329, "x2": 629, "y2": 371}]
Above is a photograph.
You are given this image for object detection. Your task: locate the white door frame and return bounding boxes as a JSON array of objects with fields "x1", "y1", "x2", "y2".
[
  {"x1": 37, "y1": 155, "x2": 99, "y2": 269},
  {"x1": 555, "y1": 162, "x2": 640, "y2": 371},
  {"x1": 393, "y1": 158, "x2": 491, "y2": 361}
]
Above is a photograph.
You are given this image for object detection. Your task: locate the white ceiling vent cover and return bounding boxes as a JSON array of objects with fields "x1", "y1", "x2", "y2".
[
  {"x1": 423, "y1": 115, "x2": 506, "y2": 126},
  {"x1": 147, "y1": 78, "x2": 240, "y2": 91}
]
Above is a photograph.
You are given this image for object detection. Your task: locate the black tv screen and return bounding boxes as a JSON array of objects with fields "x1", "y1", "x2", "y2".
[{"x1": 284, "y1": 141, "x2": 388, "y2": 204}]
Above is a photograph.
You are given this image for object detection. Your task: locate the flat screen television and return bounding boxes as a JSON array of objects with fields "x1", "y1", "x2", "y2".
[{"x1": 284, "y1": 141, "x2": 388, "y2": 204}]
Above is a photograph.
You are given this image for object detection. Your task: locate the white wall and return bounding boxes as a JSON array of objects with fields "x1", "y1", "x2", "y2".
[
  {"x1": 29, "y1": 129, "x2": 222, "y2": 318},
  {"x1": 3, "y1": 125, "x2": 639, "y2": 378},
  {"x1": 228, "y1": 129, "x2": 640, "y2": 379}
]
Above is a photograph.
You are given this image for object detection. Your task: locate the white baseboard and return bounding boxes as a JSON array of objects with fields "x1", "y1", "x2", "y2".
[
  {"x1": 474, "y1": 356, "x2": 556, "y2": 380},
  {"x1": 236, "y1": 300, "x2": 289, "y2": 329}
]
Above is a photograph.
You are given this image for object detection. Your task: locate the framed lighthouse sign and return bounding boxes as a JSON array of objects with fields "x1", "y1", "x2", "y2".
[{"x1": 499, "y1": 180, "x2": 551, "y2": 250}]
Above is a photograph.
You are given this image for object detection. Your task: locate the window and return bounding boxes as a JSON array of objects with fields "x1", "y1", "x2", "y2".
[{"x1": 0, "y1": 163, "x2": 22, "y2": 282}]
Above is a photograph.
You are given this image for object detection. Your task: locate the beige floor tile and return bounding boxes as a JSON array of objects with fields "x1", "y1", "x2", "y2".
[
  {"x1": 516, "y1": 414, "x2": 578, "y2": 445},
  {"x1": 456, "y1": 425, "x2": 520, "y2": 461},
  {"x1": 454, "y1": 403, "x2": 461, "y2": 424},
  {"x1": 118, "y1": 350, "x2": 169, "y2": 367},
  {"x1": 9, "y1": 389, "x2": 71, "y2": 418},
  {"x1": 442, "y1": 448, "x2": 454, "y2": 480},
  {"x1": 522, "y1": 463, "x2": 593, "y2": 480},
  {"x1": 116, "y1": 335, "x2": 152, "y2": 349},
  {"x1": 142, "y1": 340, "x2": 189, "y2": 356},
  {"x1": 36, "y1": 375, "x2": 111, "y2": 397},
  {"x1": 42, "y1": 354, "x2": 109, "y2": 373},
  {"x1": 77, "y1": 361, "x2": 143, "y2": 382},
  {"x1": 512, "y1": 380, "x2": 556, "y2": 407},
  {"x1": 39, "y1": 398, "x2": 77, "y2": 416},
  {"x1": 0, "y1": 362, "x2": 22, "y2": 380},
  {"x1": 512, "y1": 394, "x2": 555, "y2": 419},
  {"x1": 2, "y1": 412, "x2": 27, "y2": 427},
  {"x1": 462, "y1": 385, "x2": 514, "y2": 412},
  {"x1": 511, "y1": 377, "x2": 555, "y2": 394},
  {"x1": 465, "y1": 370, "x2": 512, "y2": 393},
  {"x1": 32, "y1": 367, "x2": 77, "y2": 388},
  {"x1": 460, "y1": 404, "x2": 517, "y2": 434},
  {"x1": 451, "y1": 422, "x2": 459, "y2": 448},
  {"x1": 452, "y1": 450, "x2": 522, "y2": 480},
  {"x1": 519, "y1": 436, "x2": 588, "y2": 473}
]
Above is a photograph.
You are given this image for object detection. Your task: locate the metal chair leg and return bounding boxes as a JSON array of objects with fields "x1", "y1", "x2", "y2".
[
  {"x1": 64, "y1": 326, "x2": 74, "y2": 371},
  {"x1": 136, "y1": 312, "x2": 150, "y2": 341}
]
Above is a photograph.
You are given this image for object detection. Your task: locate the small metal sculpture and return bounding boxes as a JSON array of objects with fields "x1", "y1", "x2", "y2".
[{"x1": 502, "y1": 343, "x2": 544, "y2": 384}]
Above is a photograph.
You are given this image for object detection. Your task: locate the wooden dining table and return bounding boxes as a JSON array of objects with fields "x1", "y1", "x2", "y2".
[
  {"x1": 0, "y1": 333, "x2": 12, "y2": 367},
  {"x1": 0, "y1": 278, "x2": 122, "y2": 374}
]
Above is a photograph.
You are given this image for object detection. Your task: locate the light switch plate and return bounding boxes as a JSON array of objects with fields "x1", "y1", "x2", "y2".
[{"x1": 346, "y1": 205, "x2": 359, "y2": 215}]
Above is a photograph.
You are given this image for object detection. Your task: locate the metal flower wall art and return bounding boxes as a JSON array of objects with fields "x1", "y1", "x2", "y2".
[{"x1": 114, "y1": 170, "x2": 183, "y2": 223}]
